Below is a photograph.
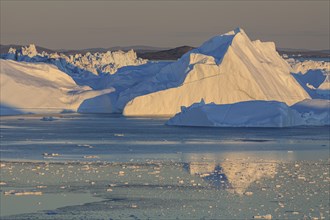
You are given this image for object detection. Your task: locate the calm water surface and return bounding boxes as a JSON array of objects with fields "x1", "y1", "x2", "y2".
[
  {"x1": 0, "y1": 114, "x2": 329, "y2": 162},
  {"x1": 0, "y1": 114, "x2": 329, "y2": 219}
]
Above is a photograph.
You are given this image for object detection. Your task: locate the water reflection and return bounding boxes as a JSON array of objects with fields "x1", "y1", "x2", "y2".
[{"x1": 187, "y1": 154, "x2": 277, "y2": 194}]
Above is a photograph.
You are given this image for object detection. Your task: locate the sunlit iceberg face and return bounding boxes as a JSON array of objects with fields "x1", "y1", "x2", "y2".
[{"x1": 187, "y1": 157, "x2": 277, "y2": 195}]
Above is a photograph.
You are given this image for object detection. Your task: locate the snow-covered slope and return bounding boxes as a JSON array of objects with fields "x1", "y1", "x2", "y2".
[
  {"x1": 123, "y1": 28, "x2": 310, "y2": 116},
  {"x1": 166, "y1": 99, "x2": 329, "y2": 127},
  {"x1": 0, "y1": 60, "x2": 114, "y2": 115}
]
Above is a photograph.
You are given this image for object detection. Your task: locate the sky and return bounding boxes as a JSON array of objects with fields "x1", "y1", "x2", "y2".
[{"x1": 1, "y1": 0, "x2": 329, "y2": 50}]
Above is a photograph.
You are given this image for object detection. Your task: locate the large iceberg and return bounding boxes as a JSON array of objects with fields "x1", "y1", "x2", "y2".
[
  {"x1": 0, "y1": 60, "x2": 114, "y2": 115},
  {"x1": 1, "y1": 28, "x2": 327, "y2": 117},
  {"x1": 123, "y1": 28, "x2": 309, "y2": 116},
  {"x1": 166, "y1": 99, "x2": 330, "y2": 127}
]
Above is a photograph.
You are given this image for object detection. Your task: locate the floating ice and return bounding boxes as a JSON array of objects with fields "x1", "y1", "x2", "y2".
[{"x1": 167, "y1": 99, "x2": 329, "y2": 127}]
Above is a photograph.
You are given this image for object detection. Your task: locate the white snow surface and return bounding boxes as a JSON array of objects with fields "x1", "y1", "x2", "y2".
[
  {"x1": 0, "y1": 60, "x2": 115, "y2": 115},
  {"x1": 123, "y1": 28, "x2": 310, "y2": 116},
  {"x1": 166, "y1": 99, "x2": 329, "y2": 127}
]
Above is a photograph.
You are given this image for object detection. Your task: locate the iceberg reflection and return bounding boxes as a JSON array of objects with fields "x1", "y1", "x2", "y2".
[{"x1": 187, "y1": 154, "x2": 277, "y2": 194}]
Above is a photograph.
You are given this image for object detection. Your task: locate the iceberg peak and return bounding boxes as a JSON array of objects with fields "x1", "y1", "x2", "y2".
[
  {"x1": 234, "y1": 27, "x2": 244, "y2": 34},
  {"x1": 192, "y1": 27, "x2": 249, "y2": 63},
  {"x1": 21, "y1": 44, "x2": 38, "y2": 57},
  {"x1": 222, "y1": 27, "x2": 245, "y2": 36}
]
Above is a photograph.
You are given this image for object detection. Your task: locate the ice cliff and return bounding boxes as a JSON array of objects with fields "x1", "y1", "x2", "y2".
[{"x1": 166, "y1": 99, "x2": 329, "y2": 127}]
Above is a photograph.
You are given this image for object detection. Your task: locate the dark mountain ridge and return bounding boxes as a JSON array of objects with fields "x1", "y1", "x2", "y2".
[{"x1": 1, "y1": 44, "x2": 329, "y2": 60}]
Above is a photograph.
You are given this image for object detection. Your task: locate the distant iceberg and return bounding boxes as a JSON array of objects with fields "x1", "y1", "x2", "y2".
[
  {"x1": 1, "y1": 44, "x2": 147, "y2": 75},
  {"x1": 288, "y1": 59, "x2": 330, "y2": 74}
]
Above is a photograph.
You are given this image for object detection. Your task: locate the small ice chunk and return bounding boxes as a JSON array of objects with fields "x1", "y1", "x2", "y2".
[
  {"x1": 78, "y1": 144, "x2": 94, "y2": 148},
  {"x1": 83, "y1": 155, "x2": 99, "y2": 159},
  {"x1": 244, "y1": 191, "x2": 253, "y2": 196},
  {"x1": 4, "y1": 190, "x2": 43, "y2": 196},
  {"x1": 298, "y1": 176, "x2": 306, "y2": 181},
  {"x1": 42, "y1": 153, "x2": 60, "y2": 157},
  {"x1": 114, "y1": 134, "x2": 124, "y2": 137},
  {"x1": 253, "y1": 214, "x2": 272, "y2": 219},
  {"x1": 130, "y1": 204, "x2": 138, "y2": 208},
  {"x1": 41, "y1": 116, "x2": 56, "y2": 121}
]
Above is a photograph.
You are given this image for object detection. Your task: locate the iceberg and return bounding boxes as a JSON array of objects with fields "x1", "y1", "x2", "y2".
[
  {"x1": 292, "y1": 70, "x2": 329, "y2": 99},
  {"x1": 0, "y1": 60, "x2": 114, "y2": 115},
  {"x1": 166, "y1": 99, "x2": 330, "y2": 127},
  {"x1": 291, "y1": 99, "x2": 330, "y2": 125},
  {"x1": 316, "y1": 75, "x2": 330, "y2": 97},
  {"x1": 166, "y1": 100, "x2": 305, "y2": 127},
  {"x1": 288, "y1": 59, "x2": 330, "y2": 74},
  {"x1": 1, "y1": 28, "x2": 326, "y2": 117},
  {"x1": 123, "y1": 28, "x2": 309, "y2": 116},
  {"x1": 1, "y1": 45, "x2": 147, "y2": 75}
]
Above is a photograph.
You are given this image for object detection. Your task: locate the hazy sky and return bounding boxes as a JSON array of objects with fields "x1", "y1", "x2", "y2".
[{"x1": 1, "y1": 0, "x2": 329, "y2": 50}]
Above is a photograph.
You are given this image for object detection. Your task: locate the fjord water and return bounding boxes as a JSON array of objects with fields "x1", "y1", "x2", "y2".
[
  {"x1": 0, "y1": 114, "x2": 329, "y2": 162},
  {"x1": 0, "y1": 114, "x2": 329, "y2": 219}
]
